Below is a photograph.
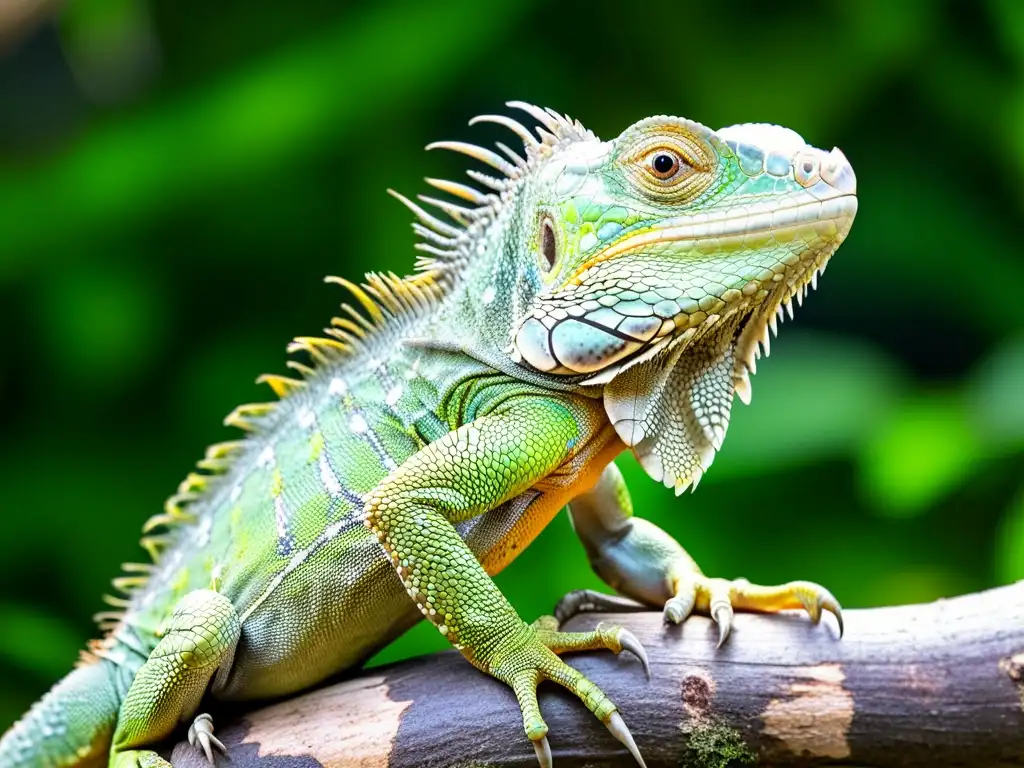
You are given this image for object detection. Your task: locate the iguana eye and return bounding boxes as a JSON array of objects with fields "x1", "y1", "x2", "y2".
[{"x1": 649, "y1": 151, "x2": 681, "y2": 179}]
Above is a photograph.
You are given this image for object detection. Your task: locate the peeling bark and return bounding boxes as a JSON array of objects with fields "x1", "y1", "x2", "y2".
[{"x1": 169, "y1": 582, "x2": 1024, "y2": 767}]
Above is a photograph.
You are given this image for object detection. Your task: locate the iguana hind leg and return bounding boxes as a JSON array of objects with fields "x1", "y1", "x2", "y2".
[
  {"x1": 109, "y1": 589, "x2": 240, "y2": 768},
  {"x1": 564, "y1": 462, "x2": 843, "y2": 645}
]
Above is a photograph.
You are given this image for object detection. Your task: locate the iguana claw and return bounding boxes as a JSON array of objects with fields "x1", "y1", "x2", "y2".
[
  {"x1": 617, "y1": 628, "x2": 650, "y2": 679},
  {"x1": 712, "y1": 605, "x2": 732, "y2": 648},
  {"x1": 187, "y1": 713, "x2": 226, "y2": 766},
  {"x1": 536, "y1": 733, "x2": 552, "y2": 768},
  {"x1": 532, "y1": 735, "x2": 552, "y2": 768},
  {"x1": 605, "y1": 711, "x2": 647, "y2": 768},
  {"x1": 709, "y1": 583, "x2": 735, "y2": 648},
  {"x1": 796, "y1": 585, "x2": 844, "y2": 637}
]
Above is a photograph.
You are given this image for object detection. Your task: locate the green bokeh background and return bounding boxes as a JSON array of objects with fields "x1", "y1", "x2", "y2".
[{"x1": 1, "y1": 0, "x2": 1022, "y2": 729}]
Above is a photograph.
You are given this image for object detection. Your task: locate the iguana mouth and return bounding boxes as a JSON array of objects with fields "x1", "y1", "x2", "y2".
[{"x1": 566, "y1": 192, "x2": 857, "y2": 287}]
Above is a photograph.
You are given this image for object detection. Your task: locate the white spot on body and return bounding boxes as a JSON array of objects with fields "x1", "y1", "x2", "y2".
[
  {"x1": 297, "y1": 407, "x2": 316, "y2": 429},
  {"x1": 195, "y1": 515, "x2": 213, "y2": 548},
  {"x1": 329, "y1": 377, "x2": 348, "y2": 397},
  {"x1": 482, "y1": 285, "x2": 496, "y2": 304},
  {"x1": 350, "y1": 413, "x2": 368, "y2": 434},
  {"x1": 385, "y1": 385, "x2": 403, "y2": 407},
  {"x1": 404, "y1": 356, "x2": 422, "y2": 381},
  {"x1": 319, "y1": 452, "x2": 343, "y2": 498},
  {"x1": 274, "y1": 496, "x2": 288, "y2": 540},
  {"x1": 257, "y1": 445, "x2": 276, "y2": 468}
]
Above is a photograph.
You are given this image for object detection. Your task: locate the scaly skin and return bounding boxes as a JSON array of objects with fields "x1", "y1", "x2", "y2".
[{"x1": 0, "y1": 102, "x2": 856, "y2": 768}]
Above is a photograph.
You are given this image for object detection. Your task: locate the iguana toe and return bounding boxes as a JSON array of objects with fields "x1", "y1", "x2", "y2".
[
  {"x1": 553, "y1": 589, "x2": 647, "y2": 625},
  {"x1": 187, "y1": 713, "x2": 226, "y2": 766},
  {"x1": 495, "y1": 626, "x2": 648, "y2": 767}
]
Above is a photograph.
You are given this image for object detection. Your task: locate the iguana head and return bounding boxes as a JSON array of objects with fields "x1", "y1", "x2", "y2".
[{"x1": 400, "y1": 103, "x2": 857, "y2": 493}]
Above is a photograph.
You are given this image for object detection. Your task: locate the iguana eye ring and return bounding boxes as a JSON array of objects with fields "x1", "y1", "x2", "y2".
[{"x1": 622, "y1": 135, "x2": 712, "y2": 202}]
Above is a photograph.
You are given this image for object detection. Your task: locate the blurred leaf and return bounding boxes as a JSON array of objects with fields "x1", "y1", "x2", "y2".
[
  {"x1": 1008, "y1": 87, "x2": 1024, "y2": 186},
  {"x1": 0, "y1": 602, "x2": 81, "y2": 678},
  {"x1": 712, "y1": 332, "x2": 905, "y2": 479},
  {"x1": 849, "y1": 172, "x2": 1024, "y2": 334},
  {"x1": 859, "y1": 391, "x2": 982, "y2": 517},
  {"x1": 996, "y1": 487, "x2": 1024, "y2": 583},
  {"x1": 59, "y1": 0, "x2": 158, "y2": 104},
  {"x1": 0, "y1": 444, "x2": 160, "y2": 612},
  {"x1": 863, "y1": 567, "x2": 979, "y2": 606},
  {"x1": 177, "y1": 325, "x2": 294, "y2": 439},
  {"x1": 988, "y1": 0, "x2": 1024, "y2": 69},
  {"x1": 30, "y1": 259, "x2": 166, "y2": 390},
  {"x1": 969, "y1": 333, "x2": 1024, "y2": 449},
  {"x1": 654, "y1": 0, "x2": 938, "y2": 139},
  {"x1": 0, "y1": 0, "x2": 532, "y2": 276}
]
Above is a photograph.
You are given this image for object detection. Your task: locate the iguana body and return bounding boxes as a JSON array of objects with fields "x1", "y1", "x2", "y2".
[{"x1": 0, "y1": 103, "x2": 857, "y2": 768}]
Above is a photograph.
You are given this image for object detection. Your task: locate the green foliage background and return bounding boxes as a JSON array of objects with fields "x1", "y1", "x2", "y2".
[{"x1": 1, "y1": 0, "x2": 1022, "y2": 729}]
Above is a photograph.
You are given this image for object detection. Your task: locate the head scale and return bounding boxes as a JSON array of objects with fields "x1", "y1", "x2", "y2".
[{"x1": 396, "y1": 103, "x2": 858, "y2": 494}]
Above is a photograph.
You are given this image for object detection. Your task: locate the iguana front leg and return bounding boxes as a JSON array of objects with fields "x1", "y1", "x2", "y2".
[
  {"x1": 109, "y1": 589, "x2": 240, "y2": 768},
  {"x1": 365, "y1": 397, "x2": 647, "y2": 767},
  {"x1": 562, "y1": 463, "x2": 843, "y2": 645}
]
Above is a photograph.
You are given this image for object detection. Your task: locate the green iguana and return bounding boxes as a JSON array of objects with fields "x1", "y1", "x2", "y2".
[{"x1": 0, "y1": 102, "x2": 857, "y2": 768}]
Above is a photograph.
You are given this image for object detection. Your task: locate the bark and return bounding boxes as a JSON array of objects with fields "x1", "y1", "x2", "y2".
[{"x1": 169, "y1": 582, "x2": 1024, "y2": 767}]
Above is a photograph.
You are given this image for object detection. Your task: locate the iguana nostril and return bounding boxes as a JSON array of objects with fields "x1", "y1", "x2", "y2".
[
  {"x1": 822, "y1": 147, "x2": 856, "y2": 194},
  {"x1": 794, "y1": 151, "x2": 821, "y2": 188}
]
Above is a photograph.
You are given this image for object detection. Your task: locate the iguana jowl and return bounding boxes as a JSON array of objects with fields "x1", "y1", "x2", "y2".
[{"x1": 0, "y1": 102, "x2": 857, "y2": 768}]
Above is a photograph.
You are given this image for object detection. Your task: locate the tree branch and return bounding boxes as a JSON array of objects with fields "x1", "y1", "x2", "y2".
[{"x1": 169, "y1": 582, "x2": 1024, "y2": 767}]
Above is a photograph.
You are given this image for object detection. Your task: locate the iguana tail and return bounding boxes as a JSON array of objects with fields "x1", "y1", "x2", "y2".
[{"x1": 0, "y1": 659, "x2": 122, "y2": 768}]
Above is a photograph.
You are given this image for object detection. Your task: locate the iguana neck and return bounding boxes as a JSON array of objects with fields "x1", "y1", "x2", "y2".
[{"x1": 415, "y1": 187, "x2": 597, "y2": 396}]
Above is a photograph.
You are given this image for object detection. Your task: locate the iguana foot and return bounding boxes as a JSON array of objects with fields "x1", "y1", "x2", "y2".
[
  {"x1": 187, "y1": 713, "x2": 226, "y2": 765},
  {"x1": 664, "y1": 575, "x2": 843, "y2": 646},
  {"x1": 493, "y1": 622, "x2": 649, "y2": 768},
  {"x1": 555, "y1": 577, "x2": 843, "y2": 648}
]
